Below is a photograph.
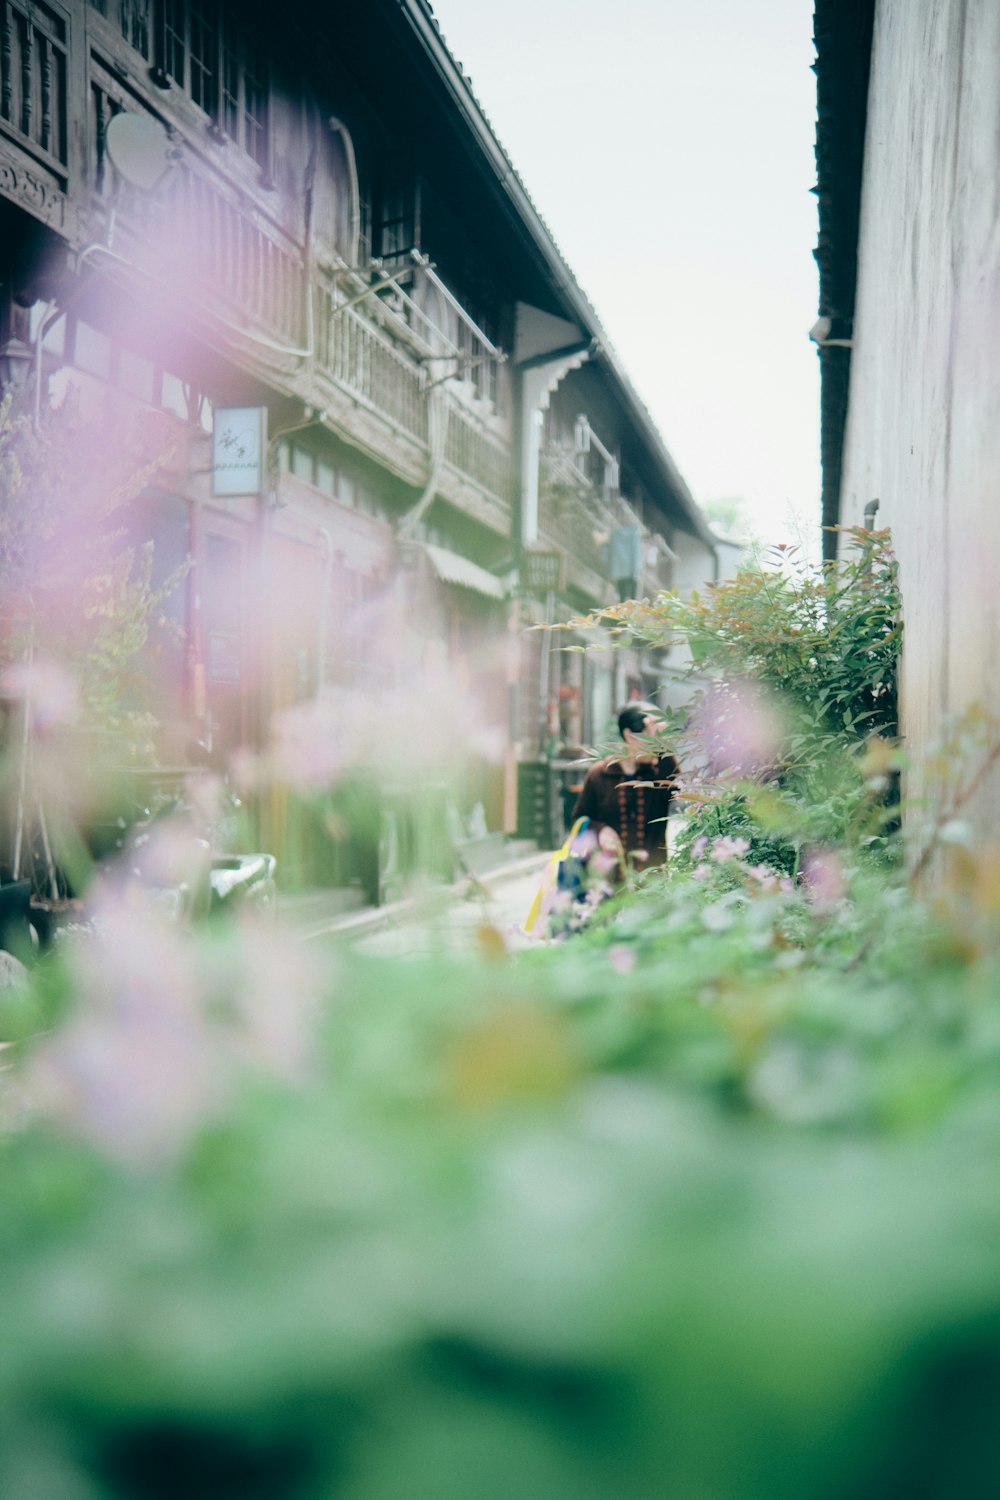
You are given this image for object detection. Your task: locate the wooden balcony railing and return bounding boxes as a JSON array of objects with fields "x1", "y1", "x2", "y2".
[
  {"x1": 128, "y1": 170, "x2": 305, "y2": 344},
  {"x1": 316, "y1": 275, "x2": 513, "y2": 513},
  {"x1": 538, "y1": 488, "x2": 606, "y2": 580},
  {"x1": 316, "y1": 288, "x2": 428, "y2": 447},
  {"x1": 0, "y1": 0, "x2": 68, "y2": 171},
  {"x1": 445, "y1": 402, "x2": 515, "y2": 508},
  {"x1": 90, "y1": 69, "x2": 304, "y2": 346},
  {"x1": 538, "y1": 446, "x2": 607, "y2": 579},
  {"x1": 539, "y1": 446, "x2": 677, "y2": 597},
  {"x1": 167, "y1": 167, "x2": 304, "y2": 343}
]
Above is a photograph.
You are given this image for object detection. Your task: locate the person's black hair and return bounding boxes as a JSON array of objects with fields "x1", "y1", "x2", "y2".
[{"x1": 617, "y1": 701, "x2": 661, "y2": 738}]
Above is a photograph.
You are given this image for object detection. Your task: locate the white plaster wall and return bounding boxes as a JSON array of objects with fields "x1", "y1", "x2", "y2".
[
  {"x1": 654, "y1": 529, "x2": 719, "y2": 685},
  {"x1": 673, "y1": 530, "x2": 718, "y2": 596},
  {"x1": 840, "y1": 0, "x2": 1000, "y2": 828}
]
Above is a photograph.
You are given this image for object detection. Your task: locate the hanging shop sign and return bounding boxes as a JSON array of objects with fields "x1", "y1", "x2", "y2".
[
  {"x1": 212, "y1": 407, "x2": 268, "y2": 496},
  {"x1": 522, "y1": 549, "x2": 564, "y2": 594}
]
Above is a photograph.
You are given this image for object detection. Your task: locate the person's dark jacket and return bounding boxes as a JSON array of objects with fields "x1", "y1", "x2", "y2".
[{"x1": 571, "y1": 752, "x2": 679, "y2": 866}]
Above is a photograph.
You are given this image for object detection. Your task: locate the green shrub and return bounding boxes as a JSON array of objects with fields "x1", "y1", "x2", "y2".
[{"x1": 564, "y1": 529, "x2": 902, "y2": 876}]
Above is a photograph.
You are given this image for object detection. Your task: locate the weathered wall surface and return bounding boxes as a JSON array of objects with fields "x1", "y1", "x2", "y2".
[{"x1": 839, "y1": 0, "x2": 1000, "y2": 825}]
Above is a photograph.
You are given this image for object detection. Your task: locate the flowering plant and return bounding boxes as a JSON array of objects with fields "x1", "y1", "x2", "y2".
[{"x1": 537, "y1": 822, "x2": 625, "y2": 939}]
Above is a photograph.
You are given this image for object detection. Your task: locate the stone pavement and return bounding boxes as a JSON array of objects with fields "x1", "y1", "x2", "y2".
[
  {"x1": 279, "y1": 843, "x2": 550, "y2": 953},
  {"x1": 347, "y1": 856, "x2": 550, "y2": 958}
]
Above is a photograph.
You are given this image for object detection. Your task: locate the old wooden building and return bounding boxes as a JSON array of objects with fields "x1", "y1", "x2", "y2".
[{"x1": 0, "y1": 0, "x2": 716, "y2": 881}]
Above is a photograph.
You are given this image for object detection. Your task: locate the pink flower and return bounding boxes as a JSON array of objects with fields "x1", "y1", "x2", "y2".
[
  {"x1": 571, "y1": 827, "x2": 599, "y2": 858},
  {"x1": 801, "y1": 849, "x2": 845, "y2": 910},
  {"x1": 25, "y1": 887, "x2": 221, "y2": 1164},
  {"x1": 691, "y1": 680, "x2": 786, "y2": 778},
  {"x1": 222, "y1": 921, "x2": 324, "y2": 1084},
  {"x1": 271, "y1": 693, "x2": 347, "y2": 789},
  {"x1": 583, "y1": 886, "x2": 610, "y2": 909},
  {"x1": 228, "y1": 746, "x2": 263, "y2": 795},
  {"x1": 608, "y1": 945, "x2": 637, "y2": 975},
  {"x1": 710, "y1": 836, "x2": 750, "y2": 862},
  {"x1": 692, "y1": 835, "x2": 709, "y2": 859},
  {"x1": 128, "y1": 818, "x2": 209, "y2": 892},
  {"x1": 1, "y1": 657, "x2": 80, "y2": 730}
]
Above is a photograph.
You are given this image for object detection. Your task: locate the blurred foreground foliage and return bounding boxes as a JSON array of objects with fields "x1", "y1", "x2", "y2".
[
  {"x1": 4, "y1": 825, "x2": 1000, "y2": 1497},
  {"x1": 4, "y1": 529, "x2": 1000, "y2": 1498}
]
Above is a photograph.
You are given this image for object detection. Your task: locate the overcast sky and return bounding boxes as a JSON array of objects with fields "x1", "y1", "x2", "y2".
[{"x1": 427, "y1": 0, "x2": 821, "y2": 550}]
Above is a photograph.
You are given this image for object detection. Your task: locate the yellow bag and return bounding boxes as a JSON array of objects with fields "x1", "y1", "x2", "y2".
[{"x1": 524, "y1": 817, "x2": 591, "y2": 935}]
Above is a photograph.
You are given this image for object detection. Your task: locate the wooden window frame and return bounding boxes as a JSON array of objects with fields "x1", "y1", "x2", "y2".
[{"x1": 155, "y1": 0, "x2": 269, "y2": 171}]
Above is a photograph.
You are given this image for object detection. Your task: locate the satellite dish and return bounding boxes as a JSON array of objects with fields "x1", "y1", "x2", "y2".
[{"x1": 105, "y1": 112, "x2": 174, "y2": 191}]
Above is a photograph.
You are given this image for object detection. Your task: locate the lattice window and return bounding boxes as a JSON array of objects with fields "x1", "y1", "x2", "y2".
[
  {"x1": 155, "y1": 0, "x2": 268, "y2": 169},
  {"x1": 378, "y1": 183, "x2": 414, "y2": 263},
  {"x1": 187, "y1": 0, "x2": 215, "y2": 114},
  {"x1": 92, "y1": 1, "x2": 154, "y2": 57},
  {"x1": 120, "y1": 0, "x2": 152, "y2": 58},
  {"x1": 161, "y1": 0, "x2": 184, "y2": 82}
]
